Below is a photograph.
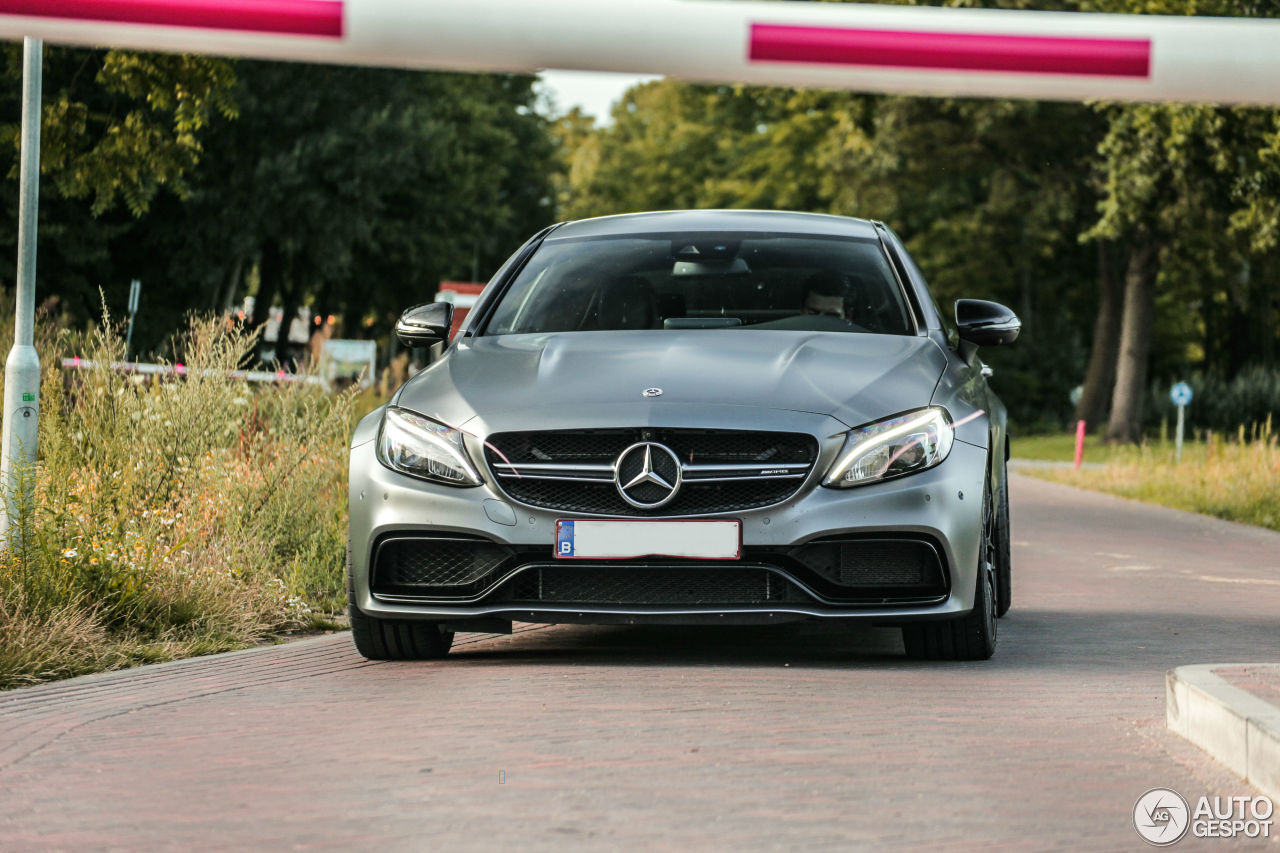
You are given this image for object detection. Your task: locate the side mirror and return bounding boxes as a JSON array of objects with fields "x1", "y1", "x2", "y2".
[
  {"x1": 395, "y1": 302, "x2": 454, "y2": 348},
  {"x1": 955, "y1": 299, "x2": 1020, "y2": 349}
]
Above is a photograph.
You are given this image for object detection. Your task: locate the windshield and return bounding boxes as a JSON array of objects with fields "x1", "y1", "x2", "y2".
[{"x1": 483, "y1": 232, "x2": 915, "y2": 336}]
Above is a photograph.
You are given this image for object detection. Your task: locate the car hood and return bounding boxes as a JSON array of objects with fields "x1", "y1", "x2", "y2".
[{"x1": 393, "y1": 330, "x2": 947, "y2": 434}]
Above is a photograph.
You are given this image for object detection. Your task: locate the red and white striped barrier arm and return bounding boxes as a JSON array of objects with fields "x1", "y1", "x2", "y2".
[
  {"x1": 61, "y1": 356, "x2": 331, "y2": 387},
  {"x1": 1, "y1": 0, "x2": 1278, "y2": 105}
]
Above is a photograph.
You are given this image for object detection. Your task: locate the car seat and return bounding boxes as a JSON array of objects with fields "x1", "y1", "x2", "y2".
[{"x1": 589, "y1": 274, "x2": 657, "y2": 330}]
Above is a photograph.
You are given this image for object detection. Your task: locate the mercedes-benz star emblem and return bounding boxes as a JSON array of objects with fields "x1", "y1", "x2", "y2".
[
  {"x1": 614, "y1": 441, "x2": 682, "y2": 509},
  {"x1": 642, "y1": 387, "x2": 663, "y2": 397}
]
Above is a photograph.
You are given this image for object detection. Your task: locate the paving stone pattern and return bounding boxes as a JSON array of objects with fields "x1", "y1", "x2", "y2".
[{"x1": 2, "y1": 475, "x2": 1279, "y2": 851}]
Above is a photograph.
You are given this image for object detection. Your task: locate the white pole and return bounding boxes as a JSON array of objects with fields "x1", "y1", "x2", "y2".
[
  {"x1": 1175, "y1": 403, "x2": 1185, "y2": 463},
  {"x1": 125, "y1": 278, "x2": 141, "y2": 358},
  {"x1": 1, "y1": 1, "x2": 1280, "y2": 105},
  {"x1": 1, "y1": 36, "x2": 43, "y2": 549}
]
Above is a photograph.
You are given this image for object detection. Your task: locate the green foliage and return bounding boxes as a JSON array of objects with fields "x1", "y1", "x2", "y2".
[
  {"x1": 0, "y1": 46, "x2": 236, "y2": 216},
  {"x1": 0, "y1": 46, "x2": 237, "y2": 337},
  {"x1": 1, "y1": 52, "x2": 556, "y2": 359},
  {"x1": 40, "y1": 51, "x2": 237, "y2": 216},
  {"x1": 118, "y1": 64, "x2": 557, "y2": 355},
  {"x1": 560, "y1": 81, "x2": 845, "y2": 218},
  {"x1": 1145, "y1": 367, "x2": 1280, "y2": 434},
  {"x1": 1010, "y1": 432, "x2": 1124, "y2": 464}
]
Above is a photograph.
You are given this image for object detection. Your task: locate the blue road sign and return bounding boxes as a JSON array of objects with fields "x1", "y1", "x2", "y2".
[{"x1": 1170, "y1": 382, "x2": 1193, "y2": 407}]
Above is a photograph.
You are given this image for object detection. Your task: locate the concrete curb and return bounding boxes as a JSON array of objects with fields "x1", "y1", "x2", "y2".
[{"x1": 1167, "y1": 664, "x2": 1280, "y2": 801}]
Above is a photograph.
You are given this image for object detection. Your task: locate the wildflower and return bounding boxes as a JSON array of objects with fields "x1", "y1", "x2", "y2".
[{"x1": 61, "y1": 548, "x2": 78, "y2": 558}]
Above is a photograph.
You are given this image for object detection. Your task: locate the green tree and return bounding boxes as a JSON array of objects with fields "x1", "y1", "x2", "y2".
[
  {"x1": 1080, "y1": 0, "x2": 1280, "y2": 441},
  {"x1": 116, "y1": 63, "x2": 557, "y2": 356},
  {"x1": 0, "y1": 46, "x2": 236, "y2": 322}
]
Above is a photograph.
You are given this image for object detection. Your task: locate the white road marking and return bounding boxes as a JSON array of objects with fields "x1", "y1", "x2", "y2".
[{"x1": 1197, "y1": 575, "x2": 1280, "y2": 586}]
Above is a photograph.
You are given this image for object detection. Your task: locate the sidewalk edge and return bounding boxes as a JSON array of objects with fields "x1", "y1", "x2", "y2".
[{"x1": 1167, "y1": 663, "x2": 1280, "y2": 801}]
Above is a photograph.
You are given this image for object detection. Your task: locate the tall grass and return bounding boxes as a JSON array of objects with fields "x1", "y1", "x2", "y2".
[
  {"x1": 1023, "y1": 419, "x2": 1280, "y2": 532},
  {"x1": 0, "y1": 313, "x2": 353, "y2": 688}
]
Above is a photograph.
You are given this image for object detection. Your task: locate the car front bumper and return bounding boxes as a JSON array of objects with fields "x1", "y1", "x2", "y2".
[{"x1": 348, "y1": 430, "x2": 987, "y2": 626}]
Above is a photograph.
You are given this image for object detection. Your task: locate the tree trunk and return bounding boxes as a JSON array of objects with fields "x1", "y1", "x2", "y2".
[
  {"x1": 277, "y1": 274, "x2": 300, "y2": 371},
  {"x1": 1106, "y1": 241, "x2": 1157, "y2": 444},
  {"x1": 249, "y1": 244, "x2": 282, "y2": 366},
  {"x1": 217, "y1": 256, "x2": 244, "y2": 314},
  {"x1": 1074, "y1": 241, "x2": 1124, "y2": 427}
]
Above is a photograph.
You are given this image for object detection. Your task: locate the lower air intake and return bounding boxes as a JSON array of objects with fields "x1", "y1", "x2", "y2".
[
  {"x1": 509, "y1": 566, "x2": 787, "y2": 605},
  {"x1": 790, "y1": 538, "x2": 945, "y2": 588},
  {"x1": 374, "y1": 537, "x2": 512, "y2": 595}
]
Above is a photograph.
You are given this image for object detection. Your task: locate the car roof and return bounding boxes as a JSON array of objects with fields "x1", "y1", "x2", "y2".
[{"x1": 549, "y1": 209, "x2": 882, "y2": 240}]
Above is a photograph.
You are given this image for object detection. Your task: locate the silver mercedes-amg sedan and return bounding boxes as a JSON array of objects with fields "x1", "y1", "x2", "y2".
[{"x1": 346, "y1": 210, "x2": 1020, "y2": 660}]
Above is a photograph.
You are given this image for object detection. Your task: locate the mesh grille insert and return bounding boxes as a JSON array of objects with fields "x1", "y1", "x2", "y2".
[
  {"x1": 374, "y1": 538, "x2": 513, "y2": 594},
  {"x1": 509, "y1": 566, "x2": 784, "y2": 605},
  {"x1": 790, "y1": 539, "x2": 943, "y2": 588}
]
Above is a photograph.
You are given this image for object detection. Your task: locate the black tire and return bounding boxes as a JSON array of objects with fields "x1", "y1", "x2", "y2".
[
  {"x1": 994, "y1": 459, "x2": 1012, "y2": 617},
  {"x1": 346, "y1": 543, "x2": 455, "y2": 661},
  {"x1": 902, "y1": 469, "x2": 999, "y2": 661}
]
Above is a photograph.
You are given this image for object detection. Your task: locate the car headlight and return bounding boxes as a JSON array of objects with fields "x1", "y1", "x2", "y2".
[
  {"x1": 376, "y1": 407, "x2": 482, "y2": 486},
  {"x1": 823, "y1": 407, "x2": 954, "y2": 488}
]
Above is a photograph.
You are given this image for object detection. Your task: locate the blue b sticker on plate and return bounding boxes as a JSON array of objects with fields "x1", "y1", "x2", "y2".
[{"x1": 556, "y1": 520, "x2": 574, "y2": 557}]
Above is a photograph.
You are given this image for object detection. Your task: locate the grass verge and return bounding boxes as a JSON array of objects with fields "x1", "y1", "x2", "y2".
[
  {"x1": 1015, "y1": 423, "x2": 1280, "y2": 532},
  {"x1": 0, "y1": 313, "x2": 355, "y2": 689}
]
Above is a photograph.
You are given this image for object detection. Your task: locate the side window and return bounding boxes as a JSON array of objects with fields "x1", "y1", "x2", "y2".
[{"x1": 927, "y1": 289, "x2": 960, "y2": 350}]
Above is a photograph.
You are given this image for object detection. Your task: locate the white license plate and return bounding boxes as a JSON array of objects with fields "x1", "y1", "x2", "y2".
[{"x1": 555, "y1": 519, "x2": 741, "y2": 560}]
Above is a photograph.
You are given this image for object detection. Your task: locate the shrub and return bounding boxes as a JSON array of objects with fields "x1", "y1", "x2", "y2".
[{"x1": 1145, "y1": 366, "x2": 1280, "y2": 435}]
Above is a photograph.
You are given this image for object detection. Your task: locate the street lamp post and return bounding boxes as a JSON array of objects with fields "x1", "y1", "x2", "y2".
[{"x1": 1, "y1": 37, "x2": 43, "y2": 548}]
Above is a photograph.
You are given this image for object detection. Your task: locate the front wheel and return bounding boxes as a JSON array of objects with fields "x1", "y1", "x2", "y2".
[
  {"x1": 902, "y1": 469, "x2": 999, "y2": 661},
  {"x1": 346, "y1": 543, "x2": 454, "y2": 660},
  {"x1": 994, "y1": 460, "x2": 1012, "y2": 617},
  {"x1": 349, "y1": 609, "x2": 455, "y2": 660}
]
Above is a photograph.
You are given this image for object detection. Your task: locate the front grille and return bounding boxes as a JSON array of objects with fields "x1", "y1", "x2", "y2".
[
  {"x1": 506, "y1": 566, "x2": 789, "y2": 605},
  {"x1": 484, "y1": 428, "x2": 818, "y2": 516},
  {"x1": 493, "y1": 478, "x2": 804, "y2": 517},
  {"x1": 373, "y1": 537, "x2": 515, "y2": 596}
]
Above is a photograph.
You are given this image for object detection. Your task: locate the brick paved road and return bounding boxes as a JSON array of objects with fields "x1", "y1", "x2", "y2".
[{"x1": 3, "y1": 475, "x2": 1280, "y2": 851}]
